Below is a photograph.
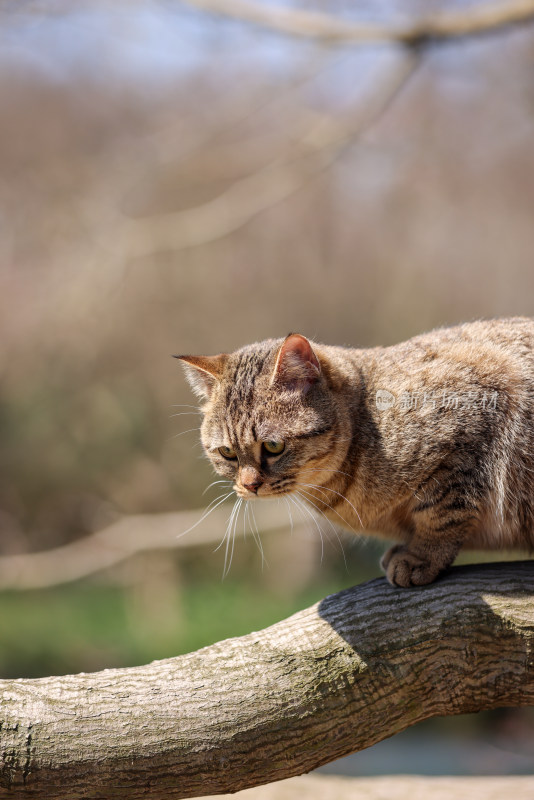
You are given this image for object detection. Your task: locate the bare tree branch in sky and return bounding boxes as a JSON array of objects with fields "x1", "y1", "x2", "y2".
[{"x1": 180, "y1": 0, "x2": 534, "y2": 44}]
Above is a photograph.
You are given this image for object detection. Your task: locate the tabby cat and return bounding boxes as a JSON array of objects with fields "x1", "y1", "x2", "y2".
[{"x1": 176, "y1": 318, "x2": 534, "y2": 587}]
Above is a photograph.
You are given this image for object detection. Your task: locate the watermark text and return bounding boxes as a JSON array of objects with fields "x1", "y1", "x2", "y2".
[{"x1": 375, "y1": 389, "x2": 498, "y2": 412}]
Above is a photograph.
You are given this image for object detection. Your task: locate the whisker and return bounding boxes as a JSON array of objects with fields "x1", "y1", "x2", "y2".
[
  {"x1": 299, "y1": 481, "x2": 364, "y2": 529},
  {"x1": 221, "y1": 497, "x2": 242, "y2": 577},
  {"x1": 169, "y1": 411, "x2": 202, "y2": 418},
  {"x1": 291, "y1": 493, "x2": 325, "y2": 564},
  {"x1": 297, "y1": 488, "x2": 349, "y2": 571},
  {"x1": 215, "y1": 499, "x2": 236, "y2": 575},
  {"x1": 228, "y1": 498, "x2": 243, "y2": 578},
  {"x1": 243, "y1": 501, "x2": 251, "y2": 542},
  {"x1": 223, "y1": 505, "x2": 235, "y2": 578},
  {"x1": 176, "y1": 491, "x2": 234, "y2": 540},
  {"x1": 170, "y1": 404, "x2": 202, "y2": 410},
  {"x1": 299, "y1": 483, "x2": 361, "y2": 534},
  {"x1": 284, "y1": 496, "x2": 294, "y2": 536},
  {"x1": 215, "y1": 497, "x2": 239, "y2": 554},
  {"x1": 203, "y1": 479, "x2": 232, "y2": 496},
  {"x1": 250, "y1": 501, "x2": 267, "y2": 569},
  {"x1": 286, "y1": 495, "x2": 305, "y2": 536},
  {"x1": 169, "y1": 426, "x2": 202, "y2": 440},
  {"x1": 296, "y1": 490, "x2": 339, "y2": 554}
]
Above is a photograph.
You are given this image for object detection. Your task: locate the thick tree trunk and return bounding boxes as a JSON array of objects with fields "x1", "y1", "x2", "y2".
[{"x1": 1, "y1": 561, "x2": 534, "y2": 799}]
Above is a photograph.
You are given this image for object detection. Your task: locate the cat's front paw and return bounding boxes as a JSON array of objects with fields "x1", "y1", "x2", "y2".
[{"x1": 380, "y1": 545, "x2": 440, "y2": 588}]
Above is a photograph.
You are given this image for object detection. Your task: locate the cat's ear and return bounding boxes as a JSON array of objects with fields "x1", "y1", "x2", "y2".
[
  {"x1": 174, "y1": 354, "x2": 228, "y2": 399},
  {"x1": 272, "y1": 334, "x2": 321, "y2": 393}
]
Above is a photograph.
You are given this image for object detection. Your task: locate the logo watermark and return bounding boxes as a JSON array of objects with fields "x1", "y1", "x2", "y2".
[
  {"x1": 375, "y1": 389, "x2": 396, "y2": 410},
  {"x1": 375, "y1": 389, "x2": 499, "y2": 412}
]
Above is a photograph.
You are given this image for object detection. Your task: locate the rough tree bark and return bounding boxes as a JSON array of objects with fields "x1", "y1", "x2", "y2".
[{"x1": 1, "y1": 561, "x2": 534, "y2": 799}]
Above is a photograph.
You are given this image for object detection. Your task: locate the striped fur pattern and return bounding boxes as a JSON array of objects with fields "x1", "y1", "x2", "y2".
[{"x1": 177, "y1": 318, "x2": 534, "y2": 587}]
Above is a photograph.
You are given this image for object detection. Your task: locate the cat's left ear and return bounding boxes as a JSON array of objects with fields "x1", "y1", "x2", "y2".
[
  {"x1": 272, "y1": 334, "x2": 321, "y2": 393},
  {"x1": 174, "y1": 353, "x2": 228, "y2": 399}
]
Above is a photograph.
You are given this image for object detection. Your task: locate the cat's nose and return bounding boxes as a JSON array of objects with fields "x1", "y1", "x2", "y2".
[
  {"x1": 240, "y1": 467, "x2": 263, "y2": 494},
  {"x1": 243, "y1": 479, "x2": 263, "y2": 493}
]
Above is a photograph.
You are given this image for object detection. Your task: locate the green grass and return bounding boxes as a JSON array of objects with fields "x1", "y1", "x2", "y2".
[{"x1": 0, "y1": 575, "x2": 355, "y2": 679}]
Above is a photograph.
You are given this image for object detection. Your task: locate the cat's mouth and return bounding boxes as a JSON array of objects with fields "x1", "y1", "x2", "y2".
[
  {"x1": 233, "y1": 480, "x2": 295, "y2": 499},
  {"x1": 234, "y1": 484, "x2": 271, "y2": 499}
]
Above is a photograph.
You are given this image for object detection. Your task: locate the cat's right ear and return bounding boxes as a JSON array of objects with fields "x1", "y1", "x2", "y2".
[
  {"x1": 173, "y1": 354, "x2": 228, "y2": 399},
  {"x1": 272, "y1": 333, "x2": 321, "y2": 393}
]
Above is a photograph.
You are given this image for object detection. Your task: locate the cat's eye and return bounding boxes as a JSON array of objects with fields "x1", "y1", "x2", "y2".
[
  {"x1": 262, "y1": 440, "x2": 285, "y2": 456},
  {"x1": 219, "y1": 445, "x2": 237, "y2": 460}
]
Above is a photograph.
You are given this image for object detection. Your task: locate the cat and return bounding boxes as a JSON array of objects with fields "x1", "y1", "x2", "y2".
[{"x1": 176, "y1": 317, "x2": 534, "y2": 587}]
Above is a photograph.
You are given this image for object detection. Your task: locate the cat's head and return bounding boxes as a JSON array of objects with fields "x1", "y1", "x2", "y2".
[{"x1": 175, "y1": 334, "x2": 340, "y2": 498}]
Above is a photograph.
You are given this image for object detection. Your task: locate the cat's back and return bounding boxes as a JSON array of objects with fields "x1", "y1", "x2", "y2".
[
  {"x1": 362, "y1": 317, "x2": 534, "y2": 391},
  {"x1": 387, "y1": 316, "x2": 534, "y2": 365},
  {"x1": 424, "y1": 317, "x2": 533, "y2": 358}
]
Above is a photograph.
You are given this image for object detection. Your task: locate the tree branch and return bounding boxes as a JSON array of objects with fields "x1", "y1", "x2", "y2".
[
  {"x1": 180, "y1": 0, "x2": 534, "y2": 45},
  {"x1": 120, "y1": 51, "x2": 418, "y2": 257},
  {"x1": 2, "y1": 561, "x2": 534, "y2": 798}
]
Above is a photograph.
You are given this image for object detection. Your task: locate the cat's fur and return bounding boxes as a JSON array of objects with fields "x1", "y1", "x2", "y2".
[{"x1": 177, "y1": 317, "x2": 534, "y2": 587}]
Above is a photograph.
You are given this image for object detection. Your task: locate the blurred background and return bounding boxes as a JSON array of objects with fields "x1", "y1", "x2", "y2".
[{"x1": 1, "y1": 0, "x2": 534, "y2": 778}]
